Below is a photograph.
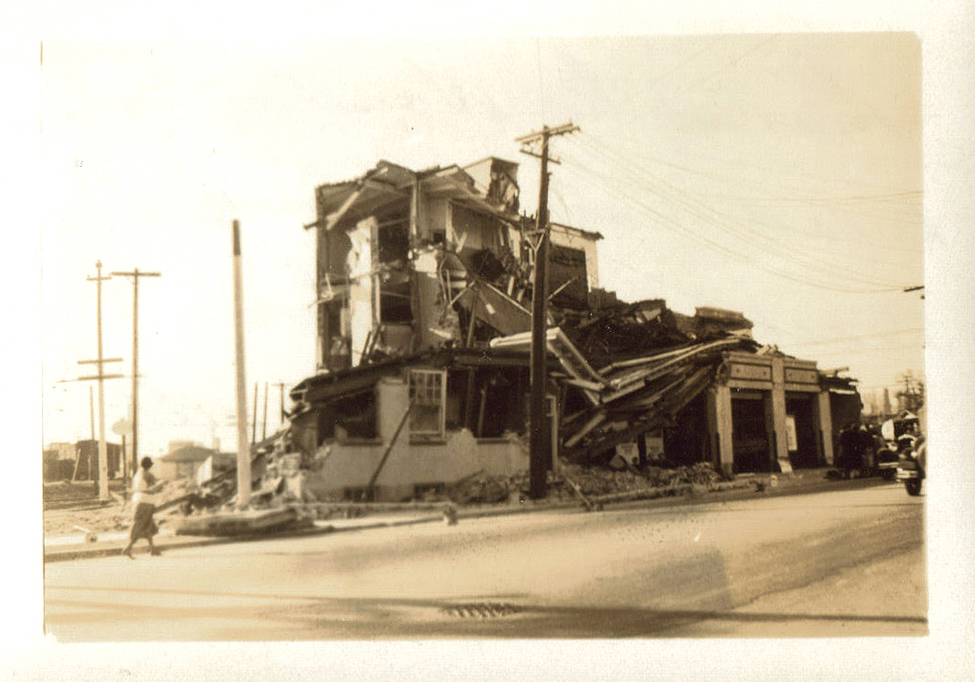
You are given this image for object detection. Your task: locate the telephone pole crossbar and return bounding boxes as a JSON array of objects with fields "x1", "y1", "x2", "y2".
[{"x1": 515, "y1": 121, "x2": 580, "y2": 500}]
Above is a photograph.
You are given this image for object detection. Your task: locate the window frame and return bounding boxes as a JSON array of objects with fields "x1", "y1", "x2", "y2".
[{"x1": 408, "y1": 368, "x2": 447, "y2": 440}]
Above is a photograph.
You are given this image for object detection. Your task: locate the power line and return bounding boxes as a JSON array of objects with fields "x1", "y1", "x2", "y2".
[
  {"x1": 580, "y1": 130, "x2": 923, "y2": 213},
  {"x1": 785, "y1": 327, "x2": 923, "y2": 348},
  {"x1": 641, "y1": 36, "x2": 728, "y2": 98},
  {"x1": 571, "y1": 134, "x2": 912, "y2": 282},
  {"x1": 669, "y1": 35, "x2": 779, "y2": 102},
  {"x1": 804, "y1": 343, "x2": 923, "y2": 357},
  {"x1": 565, "y1": 136, "x2": 915, "y2": 291},
  {"x1": 587, "y1": 130, "x2": 921, "y2": 239},
  {"x1": 561, "y1": 151, "x2": 905, "y2": 294},
  {"x1": 571, "y1": 141, "x2": 908, "y2": 289}
]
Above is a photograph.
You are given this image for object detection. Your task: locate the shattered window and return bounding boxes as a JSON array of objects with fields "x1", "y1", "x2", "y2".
[{"x1": 409, "y1": 369, "x2": 446, "y2": 439}]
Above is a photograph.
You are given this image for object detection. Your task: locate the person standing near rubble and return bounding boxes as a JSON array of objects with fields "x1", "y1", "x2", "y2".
[
  {"x1": 857, "y1": 424, "x2": 876, "y2": 475},
  {"x1": 122, "y1": 457, "x2": 162, "y2": 559},
  {"x1": 838, "y1": 423, "x2": 861, "y2": 478}
]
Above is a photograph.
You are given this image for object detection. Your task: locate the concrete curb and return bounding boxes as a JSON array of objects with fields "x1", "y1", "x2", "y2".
[
  {"x1": 43, "y1": 525, "x2": 337, "y2": 563},
  {"x1": 44, "y1": 471, "x2": 893, "y2": 563}
]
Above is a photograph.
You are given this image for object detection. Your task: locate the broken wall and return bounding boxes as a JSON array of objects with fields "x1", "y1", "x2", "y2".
[
  {"x1": 550, "y1": 223, "x2": 601, "y2": 291},
  {"x1": 463, "y1": 157, "x2": 520, "y2": 213},
  {"x1": 347, "y1": 216, "x2": 379, "y2": 365},
  {"x1": 301, "y1": 376, "x2": 528, "y2": 502},
  {"x1": 451, "y1": 204, "x2": 504, "y2": 254}
]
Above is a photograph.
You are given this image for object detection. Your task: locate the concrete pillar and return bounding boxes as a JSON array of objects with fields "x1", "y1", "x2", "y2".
[
  {"x1": 707, "y1": 385, "x2": 734, "y2": 477},
  {"x1": 816, "y1": 391, "x2": 835, "y2": 465},
  {"x1": 770, "y1": 358, "x2": 792, "y2": 473}
]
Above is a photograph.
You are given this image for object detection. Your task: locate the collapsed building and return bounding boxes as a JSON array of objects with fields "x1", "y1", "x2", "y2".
[{"x1": 274, "y1": 157, "x2": 859, "y2": 502}]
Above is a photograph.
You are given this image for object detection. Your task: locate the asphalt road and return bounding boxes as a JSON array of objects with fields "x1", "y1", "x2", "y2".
[{"x1": 43, "y1": 481, "x2": 925, "y2": 639}]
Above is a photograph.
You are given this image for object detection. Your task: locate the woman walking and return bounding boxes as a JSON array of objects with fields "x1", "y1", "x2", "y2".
[{"x1": 123, "y1": 457, "x2": 162, "y2": 559}]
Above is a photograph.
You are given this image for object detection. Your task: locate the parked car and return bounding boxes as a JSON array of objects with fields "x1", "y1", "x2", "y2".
[
  {"x1": 896, "y1": 436, "x2": 925, "y2": 496},
  {"x1": 877, "y1": 413, "x2": 921, "y2": 479}
]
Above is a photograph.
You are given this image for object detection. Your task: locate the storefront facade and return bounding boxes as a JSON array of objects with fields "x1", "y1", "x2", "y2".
[{"x1": 707, "y1": 351, "x2": 834, "y2": 476}]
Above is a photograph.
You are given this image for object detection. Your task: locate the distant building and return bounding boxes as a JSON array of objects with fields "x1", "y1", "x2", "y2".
[
  {"x1": 43, "y1": 442, "x2": 77, "y2": 481},
  {"x1": 72, "y1": 440, "x2": 123, "y2": 481},
  {"x1": 155, "y1": 445, "x2": 235, "y2": 481},
  {"x1": 167, "y1": 440, "x2": 197, "y2": 453}
]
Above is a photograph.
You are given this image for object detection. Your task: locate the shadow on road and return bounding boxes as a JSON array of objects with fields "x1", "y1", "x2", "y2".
[{"x1": 45, "y1": 583, "x2": 926, "y2": 640}]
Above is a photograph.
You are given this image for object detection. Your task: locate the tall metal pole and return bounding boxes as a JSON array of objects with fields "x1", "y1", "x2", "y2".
[
  {"x1": 232, "y1": 220, "x2": 252, "y2": 509},
  {"x1": 274, "y1": 382, "x2": 287, "y2": 423},
  {"x1": 111, "y1": 267, "x2": 161, "y2": 478},
  {"x1": 262, "y1": 381, "x2": 269, "y2": 440},
  {"x1": 252, "y1": 382, "x2": 258, "y2": 445},
  {"x1": 515, "y1": 121, "x2": 579, "y2": 500}
]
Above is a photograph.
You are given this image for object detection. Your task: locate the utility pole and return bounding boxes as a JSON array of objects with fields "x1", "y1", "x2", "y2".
[
  {"x1": 273, "y1": 381, "x2": 288, "y2": 423},
  {"x1": 262, "y1": 381, "x2": 269, "y2": 440},
  {"x1": 232, "y1": 220, "x2": 252, "y2": 509},
  {"x1": 111, "y1": 267, "x2": 161, "y2": 477},
  {"x1": 515, "y1": 121, "x2": 580, "y2": 499},
  {"x1": 252, "y1": 382, "x2": 258, "y2": 445},
  {"x1": 83, "y1": 261, "x2": 124, "y2": 501}
]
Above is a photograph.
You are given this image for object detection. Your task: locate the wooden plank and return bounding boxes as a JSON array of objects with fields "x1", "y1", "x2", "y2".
[
  {"x1": 563, "y1": 378, "x2": 606, "y2": 392},
  {"x1": 324, "y1": 186, "x2": 365, "y2": 231},
  {"x1": 559, "y1": 464, "x2": 596, "y2": 511},
  {"x1": 366, "y1": 398, "x2": 415, "y2": 490},
  {"x1": 564, "y1": 410, "x2": 606, "y2": 448}
]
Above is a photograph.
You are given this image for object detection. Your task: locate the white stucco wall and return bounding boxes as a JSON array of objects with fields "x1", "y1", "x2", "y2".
[
  {"x1": 347, "y1": 216, "x2": 378, "y2": 365},
  {"x1": 303, "y1": 376, "x2": 529, "y2": 501}
]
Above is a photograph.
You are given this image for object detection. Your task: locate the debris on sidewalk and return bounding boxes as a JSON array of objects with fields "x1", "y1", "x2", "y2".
[
  {"x1": 44, "y1": 477, "x2": 203, "y2": 537},
  {"x1": 170, "y1": 507, "x2": 310, "y2": 537},
  {"x1": 72, "y1": 525, "x2": 98, "y2": 543},
  {"x1": 446, "y1": 470, "x2": 511, "y2": 505},
  {"x1": 443, "y1": 503, "x2": 459, "y2": 525}
]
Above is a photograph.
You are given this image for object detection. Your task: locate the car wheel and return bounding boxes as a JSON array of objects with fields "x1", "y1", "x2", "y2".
[{"x1": 906, "y1": 480, "x2": 922, "y2": 496}]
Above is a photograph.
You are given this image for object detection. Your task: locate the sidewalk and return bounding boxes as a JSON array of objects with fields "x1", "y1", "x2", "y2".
[{"x1": 43, "y1": 468, "x2": 892, "y2": 563}]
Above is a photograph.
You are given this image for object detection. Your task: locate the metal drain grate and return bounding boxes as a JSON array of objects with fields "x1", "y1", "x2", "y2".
[{"x1": 441, "y1": 603, "x2": 522, "y2": 618}]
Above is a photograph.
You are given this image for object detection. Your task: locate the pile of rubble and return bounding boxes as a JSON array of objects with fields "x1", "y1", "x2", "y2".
[
  {"x1": 43, "y1": 477, "x2": 204, "y2": 537},
  {"x1": 560, "y1": 461, "x2": 727, "y2": 497},
  {"x1": 437, "y1": 461, "x2": 728, "y2": 506},
  {"x1": 447, "y1": 470, "x2": 524, "y2": 505},
  {"x1": 557, "y1": 299, "x2": 691, "y2": 369},
  {"x1": 492, "y1": 326, "x2": 755, "y2": 464}
]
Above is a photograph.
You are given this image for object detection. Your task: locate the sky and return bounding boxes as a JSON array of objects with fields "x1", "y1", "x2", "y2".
[{"x1": 37, "y1": 33, "x2": 925, "y2": 455}]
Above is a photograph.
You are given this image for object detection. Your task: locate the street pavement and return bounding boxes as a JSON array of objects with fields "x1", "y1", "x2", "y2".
[
  {"x1": 41, "y1": 467, "x2": 878, "y2": 562},
  {"x1": 43, "y1": 478, "x2": 924, "y2": 639}
]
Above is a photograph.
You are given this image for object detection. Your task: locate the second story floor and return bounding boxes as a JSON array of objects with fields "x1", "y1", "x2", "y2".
[{"x1": 307, "y1": 157, "x2": 602, "y2": 373}]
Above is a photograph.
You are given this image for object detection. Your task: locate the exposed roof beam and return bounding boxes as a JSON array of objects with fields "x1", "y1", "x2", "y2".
[{"x1": 323, "y1": 186, "x2": 365, "y2": 231}]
